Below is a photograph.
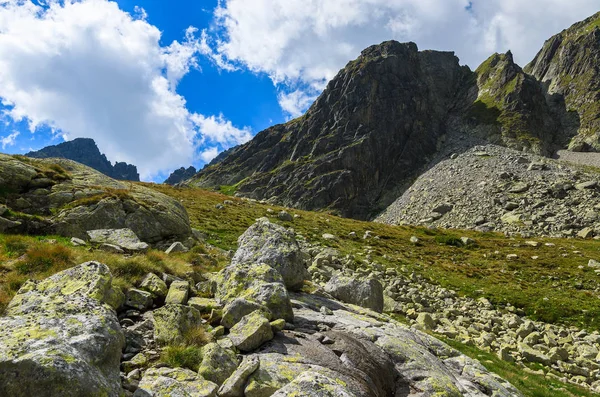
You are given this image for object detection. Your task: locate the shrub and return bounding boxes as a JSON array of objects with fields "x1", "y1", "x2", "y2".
[
  {"x1": 160, "y1": 345, "x2": 204, "y2": 371},
  {"x1": 434, "y1": 235, "x2": 463, "y2": 247}
]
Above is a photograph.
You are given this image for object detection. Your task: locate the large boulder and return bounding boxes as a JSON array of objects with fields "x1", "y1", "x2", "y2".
[
  {"x1": 324, "y1": 274, "x2": 384, "y2": 312},
  {"x1": 152, "y1": 304, "x2": 202, "y2": 345},
  {"x1": 0, "y1": 154, "x2": 191, "y2": 243},
  {"x1": 231, "y1": 218, "x2": 308, "y2": 290},
  {"x1": 215, "y1": 263, "x2": 293, "y2": 326},
  {"x1": 198, "y1": 343, "x2": 239, "y2": 385},
  {"x1": 0, "y1": 262, "x2": 125, "y2": 397},
  {"x1": 228, "y1": 310, "x2": 274, "y2": 352},
  {"x1": 134, "y1": 367, "x2": 218, "y2": 397},
  {"x1": 87, "y1": 228, "x2": 149, "y2": 252}
]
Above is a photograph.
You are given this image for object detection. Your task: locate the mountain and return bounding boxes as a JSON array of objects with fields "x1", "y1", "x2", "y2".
[
  {"x1": 164, "y1": 166, "x2": 197, "y2": 185},
  {"x1": 26, "y1": 138, "x2": 140, "y2": 181}
]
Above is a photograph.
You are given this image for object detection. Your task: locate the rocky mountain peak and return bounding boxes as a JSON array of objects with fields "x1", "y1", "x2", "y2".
[{"x1": 26, "y1": 138, "x2": 140, "y2": 181}]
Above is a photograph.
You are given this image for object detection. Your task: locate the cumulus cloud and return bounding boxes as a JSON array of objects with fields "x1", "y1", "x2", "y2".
[
  {"x1": 208, "y1": 0, "x2": 600, "y2": 115},
  {"x1": 0, "y1": 131, "x2": 19, "y2": 149},
  {"x1": 0, "y1": 0, "x2": 249, "y2": 180},
  {"x1": 199, "y1": 146, "x2": 219, "y2": 163},
  {"x1": 278, "y1": 89, "x2": 317, "y2": 119}
]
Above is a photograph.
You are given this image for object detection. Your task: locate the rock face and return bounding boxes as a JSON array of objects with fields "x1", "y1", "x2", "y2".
[
  {"x1": 164, "y1": 166, "x2": 197, "y2": 185},
  {"x1": 324, "y1": 274, "x2": 384, "y2": 313},
  {"x1": 0, "y1": 154, "x2": 191, "y2": 243},
  {"x1": 0, "y1": 262, "x2": 124, "y2": 397},
  {"x1": 188, "y1": 13, "x2": 600, "y2": 220},
  {"x1": 525, "y1": 11, "x2": 600, "y2": 151},
  {"x1": 26, "y1": 137, "x2": 139, "y2": 181}
]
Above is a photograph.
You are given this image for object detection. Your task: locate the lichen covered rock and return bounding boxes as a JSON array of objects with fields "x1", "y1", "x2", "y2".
[
  {"x1": 324, "y1": 274, "x2": 384, "y2": 313},
  {"x1": 231, "y1": 218, "x2": 308, "y2": 290},
  {"x1": 152, "y1": 304, "x2": 202, "y2": 345},
  {"x1": 0, "y1": 262, "x2": 125, "y2": 397},
  {"x1": 228, "y1": 310, "x2": 274, "y2": 352},
  {"x1": 134, "y1": 367, "x2": 218, "y2": 397},
  {"x1": 198, "y1": 343, "x2": 239, "y2": 386}
]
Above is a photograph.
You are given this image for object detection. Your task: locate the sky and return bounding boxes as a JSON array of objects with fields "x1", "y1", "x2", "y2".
[{"x1": 0, "y1": 1, "x2": 598, "y2": 181}]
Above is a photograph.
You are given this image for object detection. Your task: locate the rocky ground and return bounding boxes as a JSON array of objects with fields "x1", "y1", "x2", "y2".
[
  {"x1": 0, "y1": 219, "x2": 525, "y2": 397},
  {"x1": 377, "y1": 144, "x2": 600, "y2": 238}
]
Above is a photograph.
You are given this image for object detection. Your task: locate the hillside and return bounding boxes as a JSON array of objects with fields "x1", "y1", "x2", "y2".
[
  {"x1": 26, "y1": 138, "x2": 140, "y2": 181},
  {"x1": 188, "y1": 14, "x2": 600, "y2": 221}
]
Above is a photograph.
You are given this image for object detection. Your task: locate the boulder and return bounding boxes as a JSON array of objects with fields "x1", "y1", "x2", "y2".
[
  {"x1": 139, "y1": 273, "x2": 168, "y2": 299},
  {"x1": 215, "y1": 263, "x2": 293, "y2": 324},
  {"x1": 152, "y1": 304, "x2": 202, "y2": 345},
  {"x1": 324, "y1": 274, "x2": 384, "y2": 312},
  {"x1": 228, "y1": 310, "x2": 274, "y2": 352},
  {"x1": 221, "y1": 298, "x2": 271, "y2": 329},
  {"x1": 165, "y1": 280, "x2": 190, "y2": 305},
  {"x1": 134, "y1": 367, "x2": 218, "y2": 397},
  {"x1": 188, "y1": 297, "x2": 220, "y2": 315},
  {"x1": 198, "y1": 343, "x2": 239, "y2": 386},
  {"x1": 165, "y1": 241, "x2": 188, "y2": 254},
  {"x1": 125, "y1": 288, "x2": 153, "y2": 310},
  {"x1": 0, "y1": 262, "x2": 124, "y2": 397},
  {"x1": 87, "y1": 228, "x2": 149, "y2": 252},
  {"x1": 231, "y1": 218, "x2": 308, "y2": 290},
  {"x1": 277, "y1": 210, "x2": 293, "y2": 222},
  {"x1": 218, "y1": 355, "x2": 260, "y2": 397},
  {"x1": 271, "y1": 370, "x2": 358, "y2": 397}
]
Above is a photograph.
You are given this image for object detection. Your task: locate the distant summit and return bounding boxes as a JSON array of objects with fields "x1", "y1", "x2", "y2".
[
  {"x1": 26, "y1": 138, "x2": 139, "y2": 181},
  {"x1": 164, "y1": 166, "x2": 196, "y2": 185}
]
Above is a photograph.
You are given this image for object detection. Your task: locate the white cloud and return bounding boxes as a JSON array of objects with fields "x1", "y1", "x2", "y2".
[
  {"x1": 1, "y1": 131, "x2": 19, "y2": 149},
  {"x1": 0, "y1": 0, "x2": 250, "y2": 180},
  {"x1": 199, "y1": 146, "x2": 219, "y2": 163},
  {"x1": 209, "y1": 0, "x2": 600, "y2": 115},
  {"x1": 278, "y1": 90, "x2": 317, "y2": 119},
  {"x1": 191, "y1": 113, "x2": 252, "y2": 147}
]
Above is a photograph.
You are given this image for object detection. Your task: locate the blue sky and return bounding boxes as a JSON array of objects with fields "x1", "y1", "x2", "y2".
[{"x1": 0, "y1": 0, "x2": 598, "y2": 181}]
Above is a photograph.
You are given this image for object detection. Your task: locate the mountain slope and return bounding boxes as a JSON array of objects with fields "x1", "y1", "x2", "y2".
[
  {"x1": 525, "y1": 11, "x2": 600, "y2": 151},
  {"x1": 26, "y1": 138, "x2": 139, "y2": 181}
]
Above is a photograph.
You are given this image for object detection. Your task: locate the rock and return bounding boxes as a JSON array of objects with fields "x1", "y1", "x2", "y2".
[
  {"x1": 165, "y1": 241, "x2": 188, "y2": 254},
  {"x1": 578, "y1": 227, "x2": 594, "y2": 239},
  {"x1": 433, "y1": 202, "x2": 453, "y2": 214},
  {"x1": 506, "y1": 254, "x2": 518, "y2": 260},
  {"x1": 588, "y1": 259, "x2": 600, "y2": 268},
  {"x1": 138, "y1": 273, "x2": 168, "y2": 299},
  {"x1": 460, "y1": 236, "x2": 475, "y2": 246},
  {"x1": 576, "y1": 181, "x2": 597, "y2": 190},
  {"x1": 278, "y1": 210, "x2": 293, "y2": 222},
  {"x1": 218, "y1": 355, "x2": 260, "y2": 397},
  {"x1": 324, "y1": 274, "x2": 384, "y2": 312},
  {"x1": 121, "y1": 352, "x2": 148, "y2": 373},
  {"x1": 509, "y1": 182, "x2": 529, "y2": 193},
  {"x1": 228, "y1": 310, "x2": 274, "y2": 352},
  {"x1": 270, "y1": 319, "x2": 286, "y2": 333},
  {"x1": 410, "y1": 236, "x2": 419, "y2": 244},
  {"x1": 165, "y1": 280, "x2": 190, "y2": 305},
  {"x1": 125, "y1": 288, "x2": 153, "y2": 310},
  {"x1": 270, "y1": 370, "x2": 357, "y2": 396},
  {"x1": 70, "y1": 237, "x2": 87, "y2": 246},
  {"x1": 215, "y1": 263, "x2": 293, "y2": 324},
  {"x1": 416, "y1": 312, "x2": 436, "y2": 330},
  {"x1": 231, "y1": 218, "x2": 308, "y2": 290},
  {"x1": 87, "y1": 228, "x2": 149, "y2": 252},
  {"x1": 134, "y1": 367, "x2": 218, "y2": 397},
  {"x1": 0, "y1": 262, "x2": 124, "y2": 397},
  {"x1": 221, "y1": 298, "x2": 270, "y2": 329},
  {"x1": 198, "y1": 343, "x2": 239, "y2": 386},
  {"x1": 188, "y1": 297, "x2": 220, "y2": 315},
  {"x1": 322, "y1": 233, "x2": 336, "y2": 240},
  {"x1": 152, "y1": 304, "x2": 202, "y2": 345},
  {"x1": 528, "y1": 161, "x2": 546, "y2": 170},
  {"x1": 98, "y1": 243, "x2": 124, "y2": 254},
  {"x1": 501, "y1": 212, "x2": 522, "y2": 224},
  {"x1": 519, "y1": 343, "x2": 551, "y2": 365}
]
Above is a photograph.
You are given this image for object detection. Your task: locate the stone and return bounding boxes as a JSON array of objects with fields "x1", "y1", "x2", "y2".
[
  {"x1": 221, "y1": 298, "x2": 271, "y2": 329},
  {"x1": 165, "y1": 241, "x2": 189, "y2": 254},
  {"x1": 198, "y1": 343, "x2": 239, "y2": 386},
  {"x1": 0, "y1": 216, "x2": 21, "y2": 233},
  {"x1": 501, "y1": 212, "x2": 522, "y2": 224},
  {"x1": 509, "y1": 182, "x2": 529, "y2": 193},
  {"x1": 460, "y1": 236, "x2": 475, "y2": 246},
  {"x1": 576, "y1": 181, "x2": 597, "y2": 190},
  {"x1": 152, "y1": 304, "x2": 202, "y2": 345},
  {"x1": 134, "y1": 367, "x2": 218, "y2": 397},
  {"x1": 588, "y1": 259, "x2": 600, "y2": 268},
  {"x1": 165, "y1": 280, "x2": 189, "y2": 305},
  {"x1": 125, "y1": 288, "x2": 153, "y2": 310},
  {"x1": 416, "y1": 312, "x2": 436, "y2": 330},
  {"x1": 188, "y1": 297, "x2": 220, "y2": 315},
  {"x1": 578, "y1": 227, "x2": 594, "y2": 239},
  {"x1": 277, "y1": 210, "x2": 293, "y2": 222},
  {"x1": 70, "y1": 237, "x2": 87, "y2": 246},
  {"x1": 271, "y1": 370, "x2": 357, "y2": 397},
  {"x1": 519, "y1": 343, "x2": 551, "y2": 365},
  {"x1": 139, "y1": 273, "x2": 168, "y2": 299},
  {"x1": 270, "y1": 319, "x2": 286, "y2": 333},
  {"x1": 121, "y1": 352, "x2": 148, "y2": 373},
  {"x1": 87, "y1": 228, "x2": 149, "y2": 252},
  {"x1": 228, "y1": 310, "x2": 274, "y2": 352},
  {"x1": 322, "y1": 233, "x2": 336, "y2": 240},
  {"x1": 324, "y1": 274, "x2": 384, "y2": 312},
  {"x1": 0, "y1": 262, "x2": 124, "y2": 397},
  {"x1": 215, "y1": 263, "x2": 293, "y2": 324},
  {"x1": 410, "y1": 236, "x2": 419, "y2": 244},
  {"x1": 98, "y1": 243, "x2": 124, "y2": 254},
  {"x1": 432, "y1": 202, "x2": 453, "y2": 214},
  {"x1": 218, "y1": 355, "x2": 259, "y2": 397},
  {"x1": 231, "y1": 218, "x2": 308, "y2": 290},
  {"x1": 506, "y1": 254, "x2": 518, "y2": 260}
]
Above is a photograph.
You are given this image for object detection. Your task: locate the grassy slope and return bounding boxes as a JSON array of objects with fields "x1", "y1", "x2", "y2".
[{"x1": 147, "y1": 183, "x2": 600, "y2": 332}]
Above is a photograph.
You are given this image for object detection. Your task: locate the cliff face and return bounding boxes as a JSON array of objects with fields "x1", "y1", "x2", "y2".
[
  {"x1": 525, "y1": 11, "x2": 600, "y2": 151},
  {"x1": 26, "y1": 138, "x2": 139, "y2": 181},
  {"x1": 189, "y1": 13, "x2": 600, "y2": 219},
  {"x1": 192, "y1": 42, "x2": 471, "y2": 218}
]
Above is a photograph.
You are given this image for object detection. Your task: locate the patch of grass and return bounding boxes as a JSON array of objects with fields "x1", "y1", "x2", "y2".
[
  {"x1": 160, "y1": 345, "x2": 204, "y2": 372},
  {"x1": 434, "y1": 234, "x2": 463, "y2": 247},
  {"x1": 3, "y1": 235, "x2": 30, "y2": 257},
  {"x1": 14, "y1": 244, "x2": 73, "y2": 274},
  {"x1": 219, "y1": 185, "x2": 238, "y2": 196},
  {"x1": 183, "y1": 325, "x2": 213, "y2": 346}
]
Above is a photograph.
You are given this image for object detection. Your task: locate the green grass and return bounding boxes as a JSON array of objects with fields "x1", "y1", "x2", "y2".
[
  {"x1": 160, "y1": 345, "x2": 204, "y2": 372},
  {"x1": 145, "y1": 183, "x2": 600, "y2": 332}
]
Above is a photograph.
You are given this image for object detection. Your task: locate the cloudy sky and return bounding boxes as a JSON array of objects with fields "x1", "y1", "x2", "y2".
[{"x1": 0, "y1": 0, "x2": 598, "y2": 181}]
